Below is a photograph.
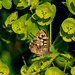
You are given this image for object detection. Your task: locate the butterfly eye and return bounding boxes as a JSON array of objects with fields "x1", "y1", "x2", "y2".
[{"x1": 41, "y1": 35, "x2": 44, "y2": 37}]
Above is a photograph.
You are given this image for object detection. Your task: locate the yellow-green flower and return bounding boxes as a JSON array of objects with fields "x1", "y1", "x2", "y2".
[
  {"x1": 61, "y1": 18, "x2": 75, "y2": 34},
  {"x1": 34, "y1": 2, "x2": 56, "y2": 26},
  {"x1": 60, "y1": 18, "x2": 75, "y2": 42}
]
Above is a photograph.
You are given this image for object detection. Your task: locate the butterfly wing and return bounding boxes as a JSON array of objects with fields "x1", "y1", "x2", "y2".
[{"x1": 29, "y1": 30, "x2": 51, "y2": 56}]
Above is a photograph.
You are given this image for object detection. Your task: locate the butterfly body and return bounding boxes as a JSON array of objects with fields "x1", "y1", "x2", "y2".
[{"x1": 29, "y1": 30, "x2": 51, "y2": 56}]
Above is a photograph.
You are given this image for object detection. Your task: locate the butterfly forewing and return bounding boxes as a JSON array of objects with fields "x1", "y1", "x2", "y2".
[{"x1": 29, "y1": 30, "x2": 51, "y2": 56}]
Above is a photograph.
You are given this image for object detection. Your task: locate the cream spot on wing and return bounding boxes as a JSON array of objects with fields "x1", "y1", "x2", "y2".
[
  {"x1": 41, "y1": 39, "x2": 43, "y2": 42},
  {"x1": 43, "y1": 37, "x2": 48, "y2": 39},
  {"x1": 40, "y1": 43, "x2": 43, "y2": 45}
]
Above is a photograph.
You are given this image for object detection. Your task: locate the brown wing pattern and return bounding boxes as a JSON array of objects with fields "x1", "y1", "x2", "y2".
[{"x1": 29, "y1": 30, "x2": 51, "y2": 56}]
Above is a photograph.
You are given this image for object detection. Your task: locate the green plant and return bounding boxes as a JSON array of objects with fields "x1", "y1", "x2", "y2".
[{"x1": 0, "y1": 0, "x2": 75, "y2": 75}]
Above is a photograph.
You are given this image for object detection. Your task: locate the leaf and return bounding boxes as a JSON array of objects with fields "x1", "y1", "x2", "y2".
[
  {"x1": 2, "y1": 0, "x2": 12, "y2": 9},
  {"x1": 54, "y1": 38, "x2": 69, "y2": 52}
]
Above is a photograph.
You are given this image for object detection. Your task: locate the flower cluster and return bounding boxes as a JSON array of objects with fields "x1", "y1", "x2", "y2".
[
  {"x1": 32, "y1": 2, "x2": 56, "y2": 26},
  {"x1": 60, "y1": 18, "x2": 75, "y2": 42}
]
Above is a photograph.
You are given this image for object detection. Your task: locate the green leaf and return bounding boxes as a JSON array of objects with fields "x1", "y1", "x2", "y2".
[
  {"x1": 2, "y1": 0, "x2": 12, "y2": 9},
  {"x1": 54, "y1": 38, "x2": 69, "y2": 52}
]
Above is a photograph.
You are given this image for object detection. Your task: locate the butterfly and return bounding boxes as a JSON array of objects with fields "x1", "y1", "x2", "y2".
[{"x1": 29, "y1": 29, "x2": 52, "y2": 56}]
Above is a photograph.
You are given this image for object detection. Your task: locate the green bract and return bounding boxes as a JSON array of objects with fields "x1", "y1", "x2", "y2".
[
  {"x1": 12, "y1": 20, "x2": 27, "y2": 34},
  {"x1": 25, "y1": 61, "x2": 41, "y2": 75},
  {"x1": 0, "y1": 60, "x2": 9, "y2": 75},
  {"x1": 54, "y1": 56, "x2": 74, "y2": 70},
  {"x1": 66, "y1": 0, "x2": 75, "y2": 15},
  {"x1": 33, "y1": 2, "x2": 56, "y2": 26},
  {"x1": 2, "y1": 0, "x2": 12, "y2": 9},
  {"x1": 20, "y1": 65, "x2": 27, "y2": 75},
  {"x1": 60, "y1": 18, "x2": 75, "y2": 42},
  {"x1": 12, "y1": 13, "x2": 36, "y2": 41},
  {"x1": 70, "y1": 66, "x2": 75, "y2": 75},
  {"x1": 13, "y1": 0, "x2": 31, "y2": 10},
  {"x1": 30, "y1": 0, "x2": 39, "y2": 11},
  {"x1": 45, "y1": 67, "x2": 65, "y2": 75},
  {"x1": 5, "y1": 11, "x2": 18, "y2": 32}
]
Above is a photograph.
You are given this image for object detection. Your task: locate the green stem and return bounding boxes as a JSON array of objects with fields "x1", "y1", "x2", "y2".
[
  {"x1": 64, "y1": 61, "x2": 68, "y2": 72},
  {"x1": 68, "y1": 12, "x2": 72, "y2": 18},
  {"x1": 22, "y1": 56, "x2": 27, "y2": 67},
  {"x1": 50, "y1": 23, "x2": 52, "y2": 46}
]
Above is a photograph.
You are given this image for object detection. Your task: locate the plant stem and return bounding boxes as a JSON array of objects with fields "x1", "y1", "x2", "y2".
[
  {"x1": 22, "y1": 56, "x2": 27, "y2": 67},
  {"x1": 68, "y1": 12, "x2": 72, "y2": 18},
  {"x1": 64, "y1": 61, "x2": 68, "y2": 72},
  {"x1": 50, "y1": 23, "x2": 52, "y2": 46}
]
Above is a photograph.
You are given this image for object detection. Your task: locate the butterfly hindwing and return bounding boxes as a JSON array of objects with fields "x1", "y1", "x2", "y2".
[{"x1": 29, "y1": 30, "x2": 51, "y2": 56}]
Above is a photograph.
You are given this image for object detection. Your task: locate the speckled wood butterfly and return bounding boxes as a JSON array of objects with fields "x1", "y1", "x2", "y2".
[{"x1": 29, "y1": 30, "x2": 52, "y2": 56}]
